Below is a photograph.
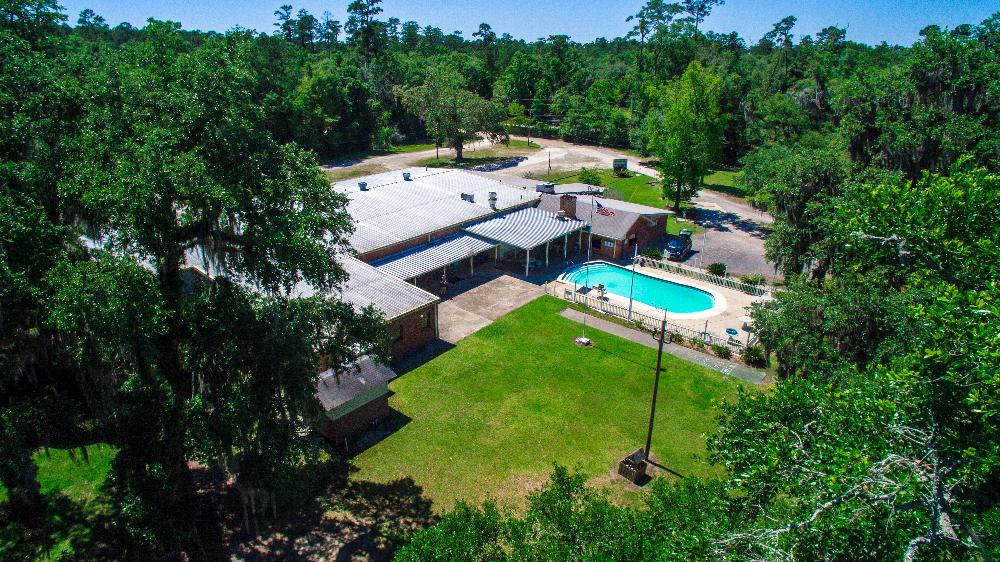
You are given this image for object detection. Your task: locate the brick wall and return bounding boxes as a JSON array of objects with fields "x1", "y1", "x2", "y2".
[
  {"x1": 319, "y1": 394, "x2": 391, "y2": 445},
  {"x1": 389, "y1": 303, "x2": 437, "y2": 360}
]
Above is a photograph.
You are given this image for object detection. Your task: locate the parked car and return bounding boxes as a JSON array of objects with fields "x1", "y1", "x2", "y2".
[{"x1": 666, "y1": 229, "x2": 693, "y2": 261}]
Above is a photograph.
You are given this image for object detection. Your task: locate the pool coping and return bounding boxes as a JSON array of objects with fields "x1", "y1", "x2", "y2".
[{"x1": 557, "y1": 260, "x2": 728, "y2": 320}]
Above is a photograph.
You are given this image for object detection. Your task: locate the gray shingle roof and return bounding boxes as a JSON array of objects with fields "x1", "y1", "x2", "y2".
[
  {"x1": 335, "y1": 168, "x2": 538, "y2": 255},
  {"x1": 538, "y1": 194, "x2": 670, "y2": 241},
  {"x1": 462, "y1": 207, "x2": 586, "y2": 250},
  {"x1": 372, "y1": 233, "x2": 497, "y2": 280}
]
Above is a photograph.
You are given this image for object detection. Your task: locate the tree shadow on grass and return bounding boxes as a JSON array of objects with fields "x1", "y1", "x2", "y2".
[
  {"x1": 0, "y1": 492, "x2": 119, "y2": 561},
  {"x1": 215, "y1": 453, "x2": 436, "y2": 562}
]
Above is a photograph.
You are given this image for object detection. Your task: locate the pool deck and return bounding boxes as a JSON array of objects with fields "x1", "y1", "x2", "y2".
[{"x1": 551, "y1": 262, "x2": 758, "y2": 341}]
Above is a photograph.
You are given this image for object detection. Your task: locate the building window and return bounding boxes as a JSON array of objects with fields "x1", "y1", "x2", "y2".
[{"x1": 603, "y1": 239, "x2": 615, "y2": 249}]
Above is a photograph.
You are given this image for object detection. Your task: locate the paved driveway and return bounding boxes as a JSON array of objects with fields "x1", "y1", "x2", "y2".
[
  {"x1": 438, "y1": 274, "x2": 544, "y2": 344},
  {"x1": 687, "y1": 190, "x2": 776, "y2": 280}
]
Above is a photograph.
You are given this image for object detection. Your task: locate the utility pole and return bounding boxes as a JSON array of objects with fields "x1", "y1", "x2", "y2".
[{"x1": 644, "y1": 309, "x2": 668, "y2": 462}]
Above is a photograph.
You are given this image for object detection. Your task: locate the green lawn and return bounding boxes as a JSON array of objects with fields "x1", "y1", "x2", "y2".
[
  {"x1": 352, "y1": 297, "x2": 744, "y2": 511},
  {"x1": 386, "y1": 141, "x2": 436, "y2": 154},
  {"x1": 534, "y1": 168, "x2": 702, "y2": 235},
  {"x1": 703, "y1": 169, "x2": 746, "y2": 198},
  {"x1": 0, "y1": 444, "x2": 117, "y2": 560}
]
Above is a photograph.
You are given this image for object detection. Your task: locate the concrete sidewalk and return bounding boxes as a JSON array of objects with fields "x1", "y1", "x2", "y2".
[{"x1": 559, "y1": 308, "x2": 766, "y2": 385}]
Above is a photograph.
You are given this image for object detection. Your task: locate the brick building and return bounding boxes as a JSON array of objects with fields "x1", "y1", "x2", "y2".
[{"x1": 538, "y1": 193, "x2": 672, "y2": 260}]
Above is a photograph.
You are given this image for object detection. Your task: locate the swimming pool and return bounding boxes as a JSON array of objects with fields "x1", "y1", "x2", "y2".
[{"x1": 560, "y1": 262, "x2": 717, "y2": 314}]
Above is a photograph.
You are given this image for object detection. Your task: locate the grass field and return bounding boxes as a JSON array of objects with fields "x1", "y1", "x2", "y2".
[
  {"x1": 703, "y1": 169, "x2": 746, "y2": 197},
  {"x1": 532, "y1": 168, "x2": 702, "y2": 235},
  {"x1": 351, "y1": 297, "x2": 744, "y2": 511},
  {"x1": 0, "y1": 444, "x2": 117, "y2": 560}
]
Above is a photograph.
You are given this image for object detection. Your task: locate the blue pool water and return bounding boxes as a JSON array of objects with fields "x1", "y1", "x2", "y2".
[{"x1": 561, "y1": 262, "x2": 715, "y2": 313}]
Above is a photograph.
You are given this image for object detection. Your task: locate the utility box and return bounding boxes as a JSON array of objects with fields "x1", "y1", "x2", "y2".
[
  {"x1": 618, "y1": 448, "x2": 647, "y2": 484},
  {"x1": 613, "y1": 158, "x2": 628, "y2": 172}
]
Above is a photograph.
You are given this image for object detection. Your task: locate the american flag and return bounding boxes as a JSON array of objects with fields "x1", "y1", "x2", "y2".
[{"x1": 595, "y1": 201, "x2": 616, "y2": 217}]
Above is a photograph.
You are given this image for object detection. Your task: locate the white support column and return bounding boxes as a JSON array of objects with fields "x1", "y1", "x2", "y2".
[
  {"x1": 578, "y1": 229, "x2": 583, "y2": 257},
  {"x1": 563, "y1": 234, "x2": 568, "y2": 260},
  {"x1": 545, "y1": 241, "x2": 550, "y2": 268},
  {"x1": 470, "y1": 255, "x2": 475, "y2": 276},
  {"x1": 525, "y1": 248, "x2": 530, "y2": 276}
]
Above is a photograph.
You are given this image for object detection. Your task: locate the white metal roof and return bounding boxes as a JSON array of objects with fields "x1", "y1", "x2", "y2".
[
  {"x1": 538, "y1": 194, "x2": 671, "y2": 241},
  {"x1": 293, "y1": 256, "x2": 438, "y2": 321},
  {"x1": 372, "y1": 233, "x2": 497, "y2": 280},
  {"x1": 335, "y1": 168, "x2": 538, "y2": 255},
  {"x1": 462, "y1": 207, "x2": 586, "y2": 250}
]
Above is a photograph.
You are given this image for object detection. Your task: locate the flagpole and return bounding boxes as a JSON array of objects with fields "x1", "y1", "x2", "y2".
[
  {"x1": 582, "y1": 193, "x2": 596, "y2": 341},
  {"x1": 627, "y1": 244, "x2": 637, "y2": 320}
]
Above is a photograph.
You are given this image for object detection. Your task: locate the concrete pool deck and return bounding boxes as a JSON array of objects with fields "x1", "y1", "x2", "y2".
[{"x1": 551, "y1": 262, "x2": 759, "y2": 341}]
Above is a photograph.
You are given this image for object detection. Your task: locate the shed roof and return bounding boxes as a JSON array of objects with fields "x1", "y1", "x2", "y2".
[
  {"x1": 335, "y1": 168, "x2": 538, "y2": 255},
  {"x1": 372, "y1": 233, "x2": 497, "y2": 280},
  {"x1": 316, "y1": 355, "x2": 395, "y2": 416},
  {"x1": 293, "y1": 256, "x2": 438, "y2": 321},
  {"x1": 462, "y1": 207, "x2": 586, "y2": 250}
]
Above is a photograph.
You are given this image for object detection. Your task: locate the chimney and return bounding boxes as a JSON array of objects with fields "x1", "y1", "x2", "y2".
[
  {"x1": 358, "y1": 181, "x2": 368, "y2": 191},
  {"x1": 488, "y1": 191, "x2": 498, "y2": 210},
  {"x1": 559, "y1": 194, "x2": 577, "y2": 219}
]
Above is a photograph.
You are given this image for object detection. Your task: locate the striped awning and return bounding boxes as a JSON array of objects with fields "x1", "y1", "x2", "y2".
[
  {"x1": 462, "y1": 208, "x2": 586, "y2": 250},
  {"x1": 372, "y1": 234, "x2": 497, "y2": 280}
]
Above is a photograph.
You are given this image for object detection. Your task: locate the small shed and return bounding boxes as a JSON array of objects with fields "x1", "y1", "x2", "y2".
[{"x1": 316, "y1": 356, "x2": 397, "y2": 447}]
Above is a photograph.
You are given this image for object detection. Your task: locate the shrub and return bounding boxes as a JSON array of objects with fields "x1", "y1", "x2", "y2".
[
  {"x1": 707, "y1": 262, "x2": 728, "y2": 277},
  {"x1": 739, "y1": 273, "x2": 765, "y2": 286},
  {"x1": 641, "y1": 248, "x2": 663, "y2": 260},
  {"x1": 742, "y1": 344, "x2": 767, "y2": 368},
  {"x1": 711, "y1": 344, "x2": 733, "y2": 359},
  {"x1": 688, "y1": 336, "x2": 705, "y2": 349},
  {"x1": 578, "y1": 167, "x2": 603, "y2": 187}
]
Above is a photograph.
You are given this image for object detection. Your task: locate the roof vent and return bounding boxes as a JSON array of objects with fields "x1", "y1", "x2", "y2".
[
  {"x1": 460, "y1": 192, "x2": 475, "y2": 203},
  {"x1": 535, "y1": 182, "x2": 555, "y2": 194},
  {"x1": 403, "y1": 172, "x2": 412, "y2": 181},
  {"x1": 557, "y1": 210, "x2": 566, "y2": 221},
  {"x1": 488, "y1": 191, "x2": 498, "y2": 210},
  {"x1": 358, "y1": 181, "x2": 368, "y2": 191}
]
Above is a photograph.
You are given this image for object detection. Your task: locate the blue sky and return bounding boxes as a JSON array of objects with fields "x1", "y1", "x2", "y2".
[{"x1": 60, "y1": 0, "x2": 997, "y2": 46}]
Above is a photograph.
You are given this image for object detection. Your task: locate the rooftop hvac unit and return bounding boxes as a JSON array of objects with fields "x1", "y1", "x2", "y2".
[
  {"x1": 535, "y1": 182, "x2": 555, "y2": 194},
  {"x1": 488, "y1": 191, "x2": 498, "y2": 210},
  {"x1": 460, "y1": 192, "x2": 475, "y2": 203},
  {"x1": 358, "y1": 181, "x2": 368, "y2": 191},
  {"x1": 403, "y1": 172, "x2": 412, "y2": 181},
  {"x1": 557, "y1": 210, "x2": 566, "y2": 220}
]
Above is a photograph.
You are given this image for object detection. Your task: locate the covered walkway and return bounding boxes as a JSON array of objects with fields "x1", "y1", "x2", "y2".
[
  {"x1": 463, "y1": 207, "x2": 587, "y2": 275},
  {"x1": 371, "y1": 233, "x2": 497, "y2": 280}
]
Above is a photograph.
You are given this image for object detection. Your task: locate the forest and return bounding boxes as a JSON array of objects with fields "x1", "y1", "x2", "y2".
[{"x1": 1, "y1": 0, "x2": 998, "y2": 559}]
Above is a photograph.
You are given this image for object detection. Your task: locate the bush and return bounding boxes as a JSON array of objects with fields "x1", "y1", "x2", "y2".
[
  {"x1": 707, "y1": 262, "x2": 728, "y2": 277},
  {"x1": 742, "y1": 344, "x2": 767, "y2": 368},
  {"x1": 688, "y1": 336, "x2": 705, "y2": 349},
  {"x1": 641, "y1": 248, "x2": 663, "y2": 260},
  {"x1": 739, "y1": 273, "x2": 765, "y2": 286},
  {"x1": 711, "y1": 344, "x2": 733, "y2": 359},
  {"x1": 578, "y1": 167, "x2": 603, "y2": 187}
]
